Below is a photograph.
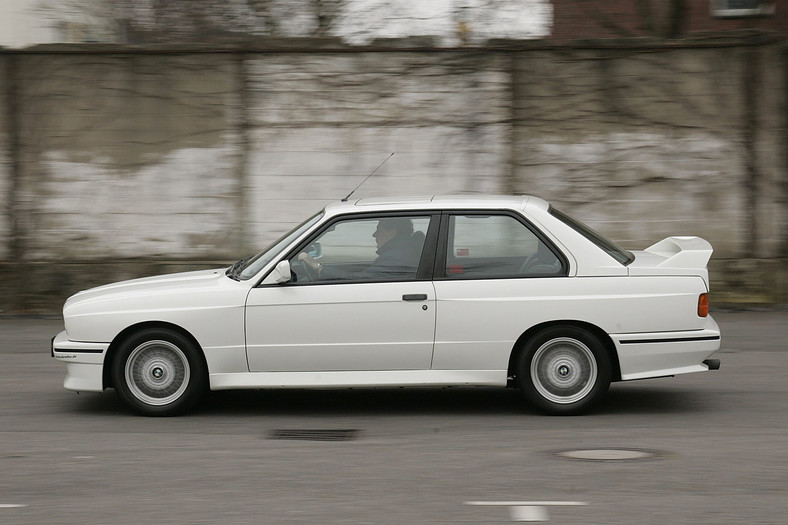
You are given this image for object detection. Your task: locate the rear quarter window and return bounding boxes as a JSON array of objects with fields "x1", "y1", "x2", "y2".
[
  {"x1": 442, "y1": 213, "x2": 565, "y2": 279},
  {"x1": 549, "y1": 207, "x2": 634, "y2": 266}
]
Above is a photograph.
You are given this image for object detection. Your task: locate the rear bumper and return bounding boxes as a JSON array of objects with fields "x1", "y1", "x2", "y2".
[
  {"x1": 612, "y1": 315, "x2": 721, "y2": 381},
  {"x1": 51, "y1": 330, "x2": 108, "y2": 392}
]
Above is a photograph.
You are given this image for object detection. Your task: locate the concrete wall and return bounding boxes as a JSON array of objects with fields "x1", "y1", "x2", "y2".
[
  {"x1": 244, "y1": 51, "x2": 510, "y2": 242},
  {"x1": 508, "y1": 42, "x2": 787, "y2": 303},
  {"x1": 19, "y1": 54, "x2": 243, "y2": 260},
  {"x1": 1, "y1": 35, "x2": 786, "y2": 313},
  {"x1": 0, "y1": 58, "x2": 10, "y2": 262},
  {"x1": 513, "y1": 47, "x2": 749, "y2": 254}
]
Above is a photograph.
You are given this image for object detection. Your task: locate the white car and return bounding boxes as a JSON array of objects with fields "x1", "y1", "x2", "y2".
[{"x1": 52, "y1": 195, "x2": 721, "y2": 416}]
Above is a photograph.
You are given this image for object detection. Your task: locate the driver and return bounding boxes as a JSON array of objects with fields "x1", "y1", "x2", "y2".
[{"x1": 298, "y1": 218, "x2": 422, "y2": 281}]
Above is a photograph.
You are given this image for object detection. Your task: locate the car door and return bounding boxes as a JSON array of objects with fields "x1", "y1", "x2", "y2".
[
  {"x1": 431, "y1": 211, "x2": 569, "y2": 371},
  {"x1": 245, "y1": 213, "x2": 438, "y2": 372}
]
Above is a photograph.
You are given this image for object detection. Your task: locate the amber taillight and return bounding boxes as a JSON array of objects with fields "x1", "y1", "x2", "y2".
[{"x1": 698, "y1": 293, "x2": 709, "y2": 317}]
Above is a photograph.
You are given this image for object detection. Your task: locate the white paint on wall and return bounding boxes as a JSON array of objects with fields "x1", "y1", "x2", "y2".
[
  {"x1": 36, "y1": 145, "x2": 240, "y2": 259},
  {"x1": 519, "y1": 131, "x2": 743, "y2": 254},
  {"x1": 246, "y1": 124, "x2": 507, "y2": 247},
  {"x1": 0, "y1": 0, "x2": 58, "y2": 48},
  {"x1": 337, "y1": 0, "x2": 553, "y2": 45},
  {"x1": 7, "y1": 0, "x2": 553, "y2": 48}
]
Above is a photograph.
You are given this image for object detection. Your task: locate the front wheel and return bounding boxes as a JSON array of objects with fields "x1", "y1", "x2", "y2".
[
  {"x1": 518, "y1": 326, "x2": 611, "y2": 415},
  {"x1": 111, "y1": 329, "x2": 206, "y2": 416}
]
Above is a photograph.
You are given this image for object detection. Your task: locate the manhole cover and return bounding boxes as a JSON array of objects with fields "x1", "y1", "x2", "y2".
[
  {"x1": 556, "y1": 448, "x2": 658, "y2": 461},
  {"x1": 269, "y1": 429, "x2": 361, "y2": 441}
]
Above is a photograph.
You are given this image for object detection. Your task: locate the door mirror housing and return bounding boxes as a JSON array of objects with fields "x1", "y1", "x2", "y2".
[{"x1": 262, "y1": 260, "x2": 292, "y2": 285}]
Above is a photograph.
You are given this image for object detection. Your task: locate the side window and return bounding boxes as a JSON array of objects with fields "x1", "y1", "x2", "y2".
[
  {"x1": 444, "y1": 214, "x2": 563, "y2": 279},
  {"x1": 290, "y1": 215, "x2": 431, "y2": 283}
]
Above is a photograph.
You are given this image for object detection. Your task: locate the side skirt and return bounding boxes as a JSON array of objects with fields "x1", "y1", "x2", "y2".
[{"x1": 209, "y1": 370, "x2": 508, "y2": 391}]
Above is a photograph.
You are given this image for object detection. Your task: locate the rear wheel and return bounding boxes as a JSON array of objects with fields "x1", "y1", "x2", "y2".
[
  {"x1": 112, "y1": 328, "x2": 206, "y2": 416},
  {"x1": 518, "y1": 326, "x2": 610, "y2": 415}
]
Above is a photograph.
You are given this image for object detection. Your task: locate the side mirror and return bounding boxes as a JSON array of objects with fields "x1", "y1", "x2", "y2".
[{"x1": 262, "y1": 260, "x2": 292, "y2": 285}]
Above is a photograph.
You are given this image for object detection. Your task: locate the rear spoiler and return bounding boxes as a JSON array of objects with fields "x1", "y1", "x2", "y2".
[{"x1": 644, "y1": 236, "x2": 713, "y2": 269}]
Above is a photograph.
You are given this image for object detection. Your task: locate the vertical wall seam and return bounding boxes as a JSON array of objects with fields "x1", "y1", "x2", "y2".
[
  {"x1": 3, "y1": 54, "x2": 24, "y2": 312},
  {"x1": 506, "y1": 50, "x2": 517, "y2": 195},
  {"x1": 782, "y1": 44, "x2": 788, "y2": 260},
  {"x1": 5, "y1": 54, "x2": 22, "y2": 263},
  {"x1": 743, "y1": 46, "x2": 760, "y2": 257},
  {"x1": 236, "y1": 52, "x2": 251, "y2": 255}
]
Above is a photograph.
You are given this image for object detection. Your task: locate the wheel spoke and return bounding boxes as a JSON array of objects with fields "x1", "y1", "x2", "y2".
[
  {"x1": 530, "y1": 337, "x2": 597, "y2": 405},
  {"x1": 125, "y1": 340, "x2": 191, "y2": 406}
]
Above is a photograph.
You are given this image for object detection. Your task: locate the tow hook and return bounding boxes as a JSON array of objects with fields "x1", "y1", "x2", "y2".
[{"x1": 703, "y1": 359, "x2": 721, "y2": 370}]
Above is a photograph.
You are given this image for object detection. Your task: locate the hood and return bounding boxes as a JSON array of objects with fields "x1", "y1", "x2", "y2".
[{"x1": 65, "y1": 268, "x2": 229, "y2": 313}]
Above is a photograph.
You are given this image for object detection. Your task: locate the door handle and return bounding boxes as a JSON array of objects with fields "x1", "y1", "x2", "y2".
[{"x1": 402, "y1": 294, "x2": 428, "y2": 301}]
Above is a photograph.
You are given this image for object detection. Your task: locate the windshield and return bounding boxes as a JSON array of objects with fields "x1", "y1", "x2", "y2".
[
  {"x1": 229, "y1": 212, "x2": 324, "y2": 281},
  {"x1": 549, "y1": 206, "x2": 635, "y2": 266}
]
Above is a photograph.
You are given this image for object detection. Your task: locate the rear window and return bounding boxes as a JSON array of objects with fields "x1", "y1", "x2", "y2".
[{"x1": 549, "y1": 207, "x2": 634, "y2": 266}]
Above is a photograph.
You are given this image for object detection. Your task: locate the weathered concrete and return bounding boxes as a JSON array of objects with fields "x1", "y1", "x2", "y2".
[
  {"x1": 16, "y1": 54, "x2": 243, "y2": 261},
  {"x1": 0, "y1": 36, "x2": 785, "y2": 313},
  {"x1": 244, "y1": 51, "x2": 510, "y2": 247},
  {"x1": 0, "y1": 56, "x2": 10, "y2": 261},
  {"x1": 510, "y1": 45, "x2": 770, "y2": 258}
]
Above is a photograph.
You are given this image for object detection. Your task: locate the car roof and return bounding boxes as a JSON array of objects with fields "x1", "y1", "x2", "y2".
[{"x1": 322, "y1": 195, "x2": 549, "y2": 217}]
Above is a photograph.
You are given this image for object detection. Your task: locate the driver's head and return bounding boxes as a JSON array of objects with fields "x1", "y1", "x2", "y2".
[{"x1": 373, "y1": 218, "x2": 413, "y2": 248}]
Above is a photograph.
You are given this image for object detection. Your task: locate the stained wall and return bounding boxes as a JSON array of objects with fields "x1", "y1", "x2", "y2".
[{"x1": 0, "y1": 37, "x2": 785, "y2": 311}]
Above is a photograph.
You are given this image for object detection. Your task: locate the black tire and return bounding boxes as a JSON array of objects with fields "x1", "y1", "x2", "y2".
[
  {"x1": 111, "y1": 328, "x2": 207, "y2": 416},
  {"x1": 517, "y1": 326, "x2": 611, "y2": 415}
]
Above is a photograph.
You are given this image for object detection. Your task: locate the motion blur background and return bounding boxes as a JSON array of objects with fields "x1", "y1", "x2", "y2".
[{"x1": 1, "y1": 0, "x2": 786, "y2": 313}]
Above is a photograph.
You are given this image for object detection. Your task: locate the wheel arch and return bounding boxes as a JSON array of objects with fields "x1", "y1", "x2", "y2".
[
  {"x1": 102, "y1": 321, "x2": 207, "y2": 390},
  {"x1": 507, "y1": 320, "x2": 621, "y2": 384}
]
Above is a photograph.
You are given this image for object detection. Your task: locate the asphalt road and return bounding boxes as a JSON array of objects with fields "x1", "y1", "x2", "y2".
[{"x1": 0, "y1": 312, "x2": 785, "y2": 524}]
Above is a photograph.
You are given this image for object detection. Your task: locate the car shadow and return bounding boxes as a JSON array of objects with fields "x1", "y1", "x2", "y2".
[
  {"x1": 199, "y1": 387, "x2": 531, "y2": 417},
  {"x1": 61, "y1": 390, "x2": 128, "y2": 416},
  {"x1": 61, "y1": 383, "x2": 717, "y2": 418},
  {"x1": 196, "y1": 383, "x2": 715, "y2": 417},
  {"x1": 596, "y1": 384, "x2": 718, "y2": 415}
]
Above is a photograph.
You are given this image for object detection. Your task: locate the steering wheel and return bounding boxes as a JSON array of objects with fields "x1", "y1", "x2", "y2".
[
  {"x1": 286, "y1": 258, "x2": 310, "y2": 282},
  {"x1": 294, "y1": 254, "x2": 320, "y2": 281}
]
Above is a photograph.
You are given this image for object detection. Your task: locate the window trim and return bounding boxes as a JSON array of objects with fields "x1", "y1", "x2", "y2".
[
  {"x1": 711, "y1": 0, "x2": 775, "y2": 18},
  {"x1": 434, "y1": 210, "x2": 569, "y2": 281},
  {"x1": 237, "y1": 211, "x2": 324, "y2": 282},
  {"x1": 261, "y1": 210, "x2": 441, "y2": 287}
]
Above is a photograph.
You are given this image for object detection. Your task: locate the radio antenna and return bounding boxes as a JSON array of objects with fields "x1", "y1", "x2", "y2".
[{"x1": 341, "y1": 152, "x2": 394, "y2": 202}]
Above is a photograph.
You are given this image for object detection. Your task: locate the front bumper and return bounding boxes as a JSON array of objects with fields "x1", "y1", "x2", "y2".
[{"x1": 51, "y1": 330, "x2": 109, "y2": 392}]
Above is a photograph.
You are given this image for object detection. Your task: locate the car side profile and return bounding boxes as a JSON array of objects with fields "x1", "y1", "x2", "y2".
[{"x1": 52, "y1": 195, "x2": 721, "y2": 416}]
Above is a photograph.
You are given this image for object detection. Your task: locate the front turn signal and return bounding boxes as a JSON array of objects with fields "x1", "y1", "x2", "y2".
[{"x1": 698, "y1": 293, "x2": 709, "y2": 317}]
